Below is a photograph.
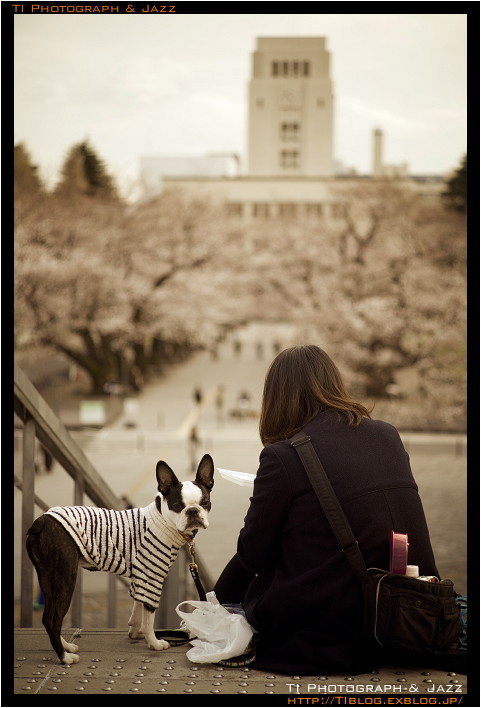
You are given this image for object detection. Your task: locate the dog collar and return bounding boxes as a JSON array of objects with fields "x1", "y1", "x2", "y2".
[
  {"x1": 179, "y1": 527, "x2": 199, "y2": 543},
  {"x1": 180, "y1": 531, "x2": 195, "y2": 543}
]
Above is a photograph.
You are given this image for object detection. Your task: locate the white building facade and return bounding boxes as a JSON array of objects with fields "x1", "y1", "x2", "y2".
[
  {"x1": 140, "y1": 36, "x2": 443, "y2": 213},
  {"x1": 248, "y1": 36, "x2": 334, "y2": 177}
]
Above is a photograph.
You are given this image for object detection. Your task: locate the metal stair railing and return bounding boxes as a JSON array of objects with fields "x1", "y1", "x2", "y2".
[{"x1": 14, "y1": 361, "x2": 213, "y2": 630}]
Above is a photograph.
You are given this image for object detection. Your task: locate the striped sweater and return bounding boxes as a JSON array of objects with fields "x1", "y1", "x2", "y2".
[{"x1": 46, "y1": 501, "x2": 188, "y2": 610}]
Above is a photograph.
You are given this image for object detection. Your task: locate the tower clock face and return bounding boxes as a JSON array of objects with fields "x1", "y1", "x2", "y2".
[{"x1": 280, "y1": 89, "x2": 299, "y2": 107}]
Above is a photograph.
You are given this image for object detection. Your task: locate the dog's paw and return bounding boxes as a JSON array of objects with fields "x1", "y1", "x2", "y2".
[
  {"x1": 63, "y1": 642, "x2": 79, "y2": 653},
  {"x1": 62, "y1": 652, "x2": 80, "y2": 665},
  {"x1": 61, "y1": 638, "x2": 79, "y2": 653},
  {"x1": 147, "y1": 638, "x2": 170, "y2": 651},
  {"x1": 128, "y1": 627, "x2": 144, "y2": 640}
]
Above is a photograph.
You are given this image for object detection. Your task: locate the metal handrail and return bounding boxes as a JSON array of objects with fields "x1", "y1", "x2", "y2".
[
  {"x1": 14, "y1": 362, "x2": 213, "y2": 630},
  {"x1": 14, "y1": 363, "x2": 120, "y2": 509}
]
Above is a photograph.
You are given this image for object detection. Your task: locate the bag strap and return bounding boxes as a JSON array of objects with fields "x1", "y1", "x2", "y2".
[{"x1": 290, "y1": 431, "x2": 372, "y2": 585}]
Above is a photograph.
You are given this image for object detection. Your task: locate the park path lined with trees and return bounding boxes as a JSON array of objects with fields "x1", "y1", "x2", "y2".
[{"x1": 14, "y1": 140, "x2": 466, "y2": 432}]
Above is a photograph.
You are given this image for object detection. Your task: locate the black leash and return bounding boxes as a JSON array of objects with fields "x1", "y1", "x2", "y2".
[
  {"x1": 186, "y1": 538, "x2": 207, "y2": 602},
  {"x1": 153, "y1": 629, "x2": 192, "y2": 645}
]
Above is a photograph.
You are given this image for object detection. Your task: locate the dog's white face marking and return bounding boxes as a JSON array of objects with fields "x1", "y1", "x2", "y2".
[
  {"x1": 181, "y1": 481, "x2": 202, "y2": 505},
  {"x1": 159, "y1": 481, "x2": 210, "y2": 534}
]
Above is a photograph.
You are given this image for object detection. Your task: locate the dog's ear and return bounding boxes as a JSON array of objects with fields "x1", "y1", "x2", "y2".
[
  {"x1": 156, "y1": 461, "x2": 181, "y2": 495},
  {"x1": 195, "y1": 454, "x2": 214, "y2": 491}
]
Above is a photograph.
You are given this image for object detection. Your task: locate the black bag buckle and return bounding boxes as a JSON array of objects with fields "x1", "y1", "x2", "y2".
[{"x1": 342, "y1": 541, "x2": 359, "y2": 553}]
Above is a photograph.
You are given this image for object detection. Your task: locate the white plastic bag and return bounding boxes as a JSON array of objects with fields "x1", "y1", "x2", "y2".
[
  {"x1": 216, "y1": 467, "x2": 256, "y2": 487},
  {"x1": 175, "y1": 591, "x2": 254, "y2": 663}
]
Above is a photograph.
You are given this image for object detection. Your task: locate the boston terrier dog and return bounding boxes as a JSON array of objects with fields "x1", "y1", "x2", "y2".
[{"x1": 26, "y1": 454, "x2": 214, "y2": 665}]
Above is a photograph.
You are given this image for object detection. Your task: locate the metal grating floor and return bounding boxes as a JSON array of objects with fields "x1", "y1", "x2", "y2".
[{"x1": 13, "y1": 628, "x2": 467, "y2": 696}]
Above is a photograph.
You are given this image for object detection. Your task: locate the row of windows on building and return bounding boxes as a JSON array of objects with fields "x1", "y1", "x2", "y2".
[
  {"x1": 255, "y1": 98, "x2": 325, "y2": 110},
  {"x1": 272, "y1": 61, "x2": 310, "y2": 77},
  {"x1": 226, "y1": 202, "x2": 345, "y2": 219},
  {"x1": 280, "y1": 122, "x2": 300, "y2": 141}
]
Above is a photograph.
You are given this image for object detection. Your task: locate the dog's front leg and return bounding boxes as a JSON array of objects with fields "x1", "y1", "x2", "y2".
[
  {"x1": 128, "y1": 600, "x2": 144, "y2": 639},
  {"x1": 140, "y1": 606, "x2": 169, "y2": 651}
]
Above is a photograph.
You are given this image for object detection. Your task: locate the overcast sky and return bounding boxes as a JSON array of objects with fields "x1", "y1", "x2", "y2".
[{"x1": 14, "y1": 11, "x2": 467, "y2": 193}]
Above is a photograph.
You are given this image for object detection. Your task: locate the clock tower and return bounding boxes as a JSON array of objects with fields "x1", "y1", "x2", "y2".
[{"x1": 247, "y1": 37, "x2": 334, "y2": 177}]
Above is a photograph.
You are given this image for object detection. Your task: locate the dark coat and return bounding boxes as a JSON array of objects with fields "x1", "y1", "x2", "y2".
[{"x1": 236, "y1": 409, "x2": 439, "y2": 675}]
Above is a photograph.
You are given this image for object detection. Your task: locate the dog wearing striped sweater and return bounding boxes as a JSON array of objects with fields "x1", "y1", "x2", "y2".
[{"x1": 26, "y1": 454, "x2": 214, "y2": 665}]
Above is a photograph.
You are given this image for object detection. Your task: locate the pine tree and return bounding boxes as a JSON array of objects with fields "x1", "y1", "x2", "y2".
[
  {"x1": 14, "y1": 143, "x2": 45, "y2": 199},
  {"x1": 55, "y1": 141, "x2": 118, "y2": 200},
  {"x1": 442, "y1": 154, "x2": 467, "y2": 214}
]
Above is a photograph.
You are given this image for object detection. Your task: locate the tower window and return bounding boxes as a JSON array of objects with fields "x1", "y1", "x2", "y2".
[
  {"x1": 280, "y1": 122, "x2": 300, "y2": 142},
  {"x1": 280, "y1": 151, "x2": 299, "y2": 169},
  {"x1": 272, "y1": 60, "x2": 311, "y2": 78}
]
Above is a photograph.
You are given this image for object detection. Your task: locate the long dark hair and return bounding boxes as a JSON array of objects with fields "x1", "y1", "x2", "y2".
[{"x1": 259, "y1": 345, "x2": 372, "y2": 445}]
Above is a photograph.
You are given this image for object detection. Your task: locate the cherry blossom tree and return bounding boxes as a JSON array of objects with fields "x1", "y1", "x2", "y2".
[
  {"x1": 15, "y1": 194, "x2": 131, "y2": 391},
  {"x1": 322, "y1": 183, "x2": 465, "y2": 408},
  {"x1": 14, "y1": 164, "x2": 253, "y2": 393},
  {"x1": 244, "y1": 181, "x2": 466, "y2": 429},
  {"x1": 15, "y1": 141, "x2": 465, "y2": 428}
]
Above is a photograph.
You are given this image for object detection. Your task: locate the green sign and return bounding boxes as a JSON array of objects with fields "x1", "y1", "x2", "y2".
[{"x1": 79, "y1": 401, "x2": 106, "y2": 426}]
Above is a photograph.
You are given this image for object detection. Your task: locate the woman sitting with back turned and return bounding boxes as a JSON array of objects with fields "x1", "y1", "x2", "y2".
[{"x1": 214, "y1": 345, "x2": 439, "y2": 675}]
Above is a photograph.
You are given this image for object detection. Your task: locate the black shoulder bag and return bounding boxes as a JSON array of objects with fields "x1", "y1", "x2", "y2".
[{"x1": 289, "y1": 431, "x2": 462, "y2": 662}]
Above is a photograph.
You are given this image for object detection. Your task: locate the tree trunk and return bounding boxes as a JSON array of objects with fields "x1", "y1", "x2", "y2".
[
  {"x1": 150, "y1": 337, "x2": 169, "y2": 370},
  {"x1": 54, "y1": 330, "x2": 120, "y2": 394}
]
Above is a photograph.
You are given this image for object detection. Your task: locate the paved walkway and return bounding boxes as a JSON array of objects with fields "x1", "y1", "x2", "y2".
[
  {"x1": 15, "y1": 322, "x2": 467, "y2": 624},
  {"x1": 13, "y1": 628, "x2": 467, "y2": 697}
]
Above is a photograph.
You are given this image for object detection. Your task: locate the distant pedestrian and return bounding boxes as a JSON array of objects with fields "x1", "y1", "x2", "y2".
[
  {"x1": 188, "y1": 426, "x2": 201, "y2": 472},
  {"x1": 131, "y1": 366, "x2": 144, "y2": 392},
  {"x1": 237, "y1": 389, "x2": 251, "y2": 414},
  {"x1": 193, "y1": 387, "x2": 203, "y2": 406},
  {"x1": 35, "y1": 442, "x2": 53, "y2": 475},
  {"x1": 256, "y1": 341, "x2": 264, "y2": 359},
  {"x1": 272, "y1": 340, "x2": 282, "y2": 356},
  {"x1": 43, "y1": 447, "x2": 53, "y2": 472},
  {"x1": 386, "y1": 381, "x2": 401, "y2": 400},
  {"x1": 33, "y1": 588, "x2": 45, "y2": 611},
  {"x1": 233, "y1": 339, "x2": 242, "y2": 357},
  {"x1": 103, "y1": 381, "x2": 113, "y2": 395},
  {"x1": 120, "y1": 495, "x2": 134, "y2": 510},
  {"x1": 215, "y1": 385, "x2": 226, "y2": 423}
]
